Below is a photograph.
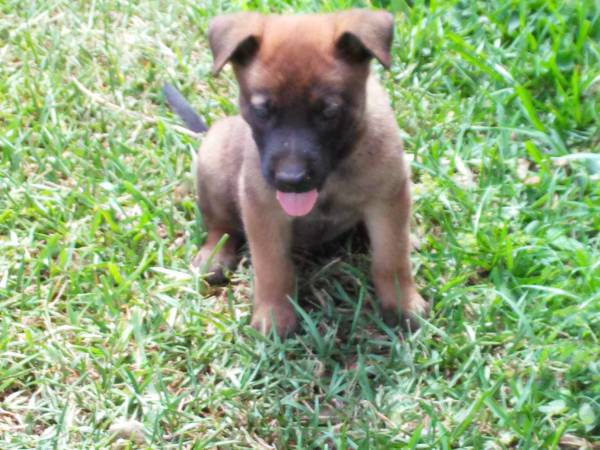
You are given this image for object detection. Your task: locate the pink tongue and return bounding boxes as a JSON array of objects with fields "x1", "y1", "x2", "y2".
[{"x1": 276, "y1": 189, "x2": 318, "y2": 217}]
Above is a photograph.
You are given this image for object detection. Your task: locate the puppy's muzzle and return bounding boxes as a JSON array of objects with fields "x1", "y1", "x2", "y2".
[{"x1": 274, "y1": 163, "x2": 313, "y2": 193}]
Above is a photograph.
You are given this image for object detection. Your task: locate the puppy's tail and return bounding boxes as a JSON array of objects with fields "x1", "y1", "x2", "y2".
[{"x1": 163, "y1": 83, "x2": 208, "y2": 133}]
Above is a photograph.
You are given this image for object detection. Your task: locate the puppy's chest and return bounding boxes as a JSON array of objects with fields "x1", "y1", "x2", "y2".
[{"x1": 291, "y1": 191, "x2": 364, "y2": 246}]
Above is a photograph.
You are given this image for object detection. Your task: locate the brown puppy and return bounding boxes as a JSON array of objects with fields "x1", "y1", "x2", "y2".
[{"x1": 174, "y1": 10, "x2": 430, "y2": 337}]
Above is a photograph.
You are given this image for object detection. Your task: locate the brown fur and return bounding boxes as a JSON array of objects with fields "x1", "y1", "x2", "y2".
[{"x1": 193, "y1": 10, "x2": 430, "y2": 336}]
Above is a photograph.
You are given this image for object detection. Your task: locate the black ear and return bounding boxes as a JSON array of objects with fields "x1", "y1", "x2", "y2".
[
  {"x1": 229, "y1": 35, "x2": 260, "y2": 68},
  {"x1": 208, "y1": 13, "x2": 265, "y2": 75},
  {"x1": 336, "y1": 32, "x2": 374, "y2": 66},
  {"x1": 335, "y1": 10, "x2": 394, "y2": 68}
]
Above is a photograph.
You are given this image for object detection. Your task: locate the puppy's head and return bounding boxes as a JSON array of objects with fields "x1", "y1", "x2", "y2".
[{"x1": 208, "y1": 10, "x2": 393, "y2": 216}]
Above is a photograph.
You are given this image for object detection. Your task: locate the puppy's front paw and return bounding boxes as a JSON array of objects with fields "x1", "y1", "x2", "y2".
[
  {"x1": 381, "y1": 292, "x2": 430, "y2": 332},
  {"x1": 251, "y1": 302, "x2": 297, "y2": 338},
  {"x1": 191, "y1": 244, "x2": 237, "y2": 284}
]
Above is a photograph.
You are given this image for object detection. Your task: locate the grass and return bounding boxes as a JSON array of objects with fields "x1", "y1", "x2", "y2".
[{"x1": 1, "y1": 0, "x2": 599, "y2": 448}]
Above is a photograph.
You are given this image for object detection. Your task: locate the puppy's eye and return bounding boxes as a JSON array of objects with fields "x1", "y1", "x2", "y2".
[
  {"x1": 251, "y1": 100, "x2": 271, "y2": 119},
  {"x1": 320, "y1": 103, "x2": 341, "y2": 121}
]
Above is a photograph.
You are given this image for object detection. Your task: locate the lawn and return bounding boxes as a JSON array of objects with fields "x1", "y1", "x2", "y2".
[{"x1": 1, "y1": 0, "x2": 599, "y2": 448}]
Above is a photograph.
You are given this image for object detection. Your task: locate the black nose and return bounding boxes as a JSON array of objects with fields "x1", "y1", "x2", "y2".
[{"x1": 274, "y1": 167, "x2": 311, "y2": 192}]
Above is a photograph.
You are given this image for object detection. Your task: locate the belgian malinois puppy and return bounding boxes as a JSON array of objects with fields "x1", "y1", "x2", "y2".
[{"x1": 165, "y1": 9, "x2": 430, "y2": 337}]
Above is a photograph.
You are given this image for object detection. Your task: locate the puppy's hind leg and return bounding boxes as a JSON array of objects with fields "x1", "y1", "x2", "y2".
[
  {"x1": 191, "y1": 179, "x2": 241, "y2": 284},
  {"x1": 191, "y1": 227, "x2": 240, "y2": 284},
  {"x1": 163, "y1": 85, "x2": 242, "y2": 283}
]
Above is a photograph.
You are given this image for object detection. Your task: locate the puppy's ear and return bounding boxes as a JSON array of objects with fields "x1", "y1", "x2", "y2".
[
  {"x1": 208, "y1": 13, "x2": 265, "y2": 75},
  {"x1": 335, "y1": 10, "x2": 394, "y2": 69}
]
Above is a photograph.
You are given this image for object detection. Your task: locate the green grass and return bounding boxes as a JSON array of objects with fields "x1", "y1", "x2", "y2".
[{"x1": 1, "y1": 0, "x2": 599, "y2": 448}]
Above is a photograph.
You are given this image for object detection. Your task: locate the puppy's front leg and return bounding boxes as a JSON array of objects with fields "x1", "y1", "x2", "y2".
[
  {"x1": 241, "y1": 190, "x2": 297, "y2": 337},
  {"x1": 365, "y1": 179, "x2": 430, "y2": 330}
]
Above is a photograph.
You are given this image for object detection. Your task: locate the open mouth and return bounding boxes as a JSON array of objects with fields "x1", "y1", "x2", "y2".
[{"x1": 275, "y1": 189, "x2": 319, "y2": 217}]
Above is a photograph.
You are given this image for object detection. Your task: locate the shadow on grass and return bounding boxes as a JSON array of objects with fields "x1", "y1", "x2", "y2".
[{"x1": 221, "y1": 226, "x2": 433, "y2": 399}]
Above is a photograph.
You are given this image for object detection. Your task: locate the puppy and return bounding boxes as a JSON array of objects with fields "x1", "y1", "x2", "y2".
[{"x1": 165, "y1": 9, "x2": 430, "y2": 337}]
